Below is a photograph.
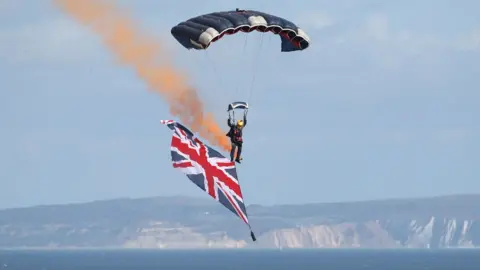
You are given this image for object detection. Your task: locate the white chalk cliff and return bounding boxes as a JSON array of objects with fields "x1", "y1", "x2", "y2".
[{"x1": 1, "y1": 195, "x2": 479, "y2": 248}]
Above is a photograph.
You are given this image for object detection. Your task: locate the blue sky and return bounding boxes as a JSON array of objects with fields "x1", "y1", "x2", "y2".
[{"x1": 1, "y1": 0, "x2": 479, "y2": 209}]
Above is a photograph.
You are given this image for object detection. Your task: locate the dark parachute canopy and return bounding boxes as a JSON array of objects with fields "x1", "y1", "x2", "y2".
[{"x1": 171, "y1": 8, "x2": 310, "y2": 52}]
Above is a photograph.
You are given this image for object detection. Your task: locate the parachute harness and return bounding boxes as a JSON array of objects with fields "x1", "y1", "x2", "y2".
[{"x1": 228, "y1": 108, "x2": 248, "y2": 124}]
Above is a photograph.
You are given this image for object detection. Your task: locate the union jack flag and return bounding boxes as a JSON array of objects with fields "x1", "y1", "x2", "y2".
[{"x1": 160, "y1": 120, "x2": 256, "y2": 241}]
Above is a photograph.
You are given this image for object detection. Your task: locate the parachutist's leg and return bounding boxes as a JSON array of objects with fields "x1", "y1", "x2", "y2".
[
  {"x1": 230, "y1": 143, "x2": 236, "y2": 162},
  {"x1": 236, "y1": 144, "x2": 242, "y2": 161}
]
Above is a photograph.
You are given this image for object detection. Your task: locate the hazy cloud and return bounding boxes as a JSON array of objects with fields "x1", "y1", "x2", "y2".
[
  {"x1": 296, "y1": 11, "x2": 335, "y2": 30},
  {"x1": 0, "y1": 16, "x2": 102, "y2": 65},
  {"x1": 340, "y1": 13, "x2": 449, "y2": 55},
  {"x1": 434, "y1": 129, "x2": 475, "y2": 144},
  {"x1": 457, "y1": 28, "x2": 480, "y2": 51}
]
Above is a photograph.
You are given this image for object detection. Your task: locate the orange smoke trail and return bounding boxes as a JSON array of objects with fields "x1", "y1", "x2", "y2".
[{"x1": 53, "y1": 0, "x2": 230, "y2": 151}]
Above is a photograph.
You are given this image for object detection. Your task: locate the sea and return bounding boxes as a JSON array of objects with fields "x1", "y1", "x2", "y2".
[{"x1": 0, "y1": 248, "x2": 479, "y2": 270}]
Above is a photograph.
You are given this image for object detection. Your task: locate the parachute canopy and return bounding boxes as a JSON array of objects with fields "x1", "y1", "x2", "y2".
[
  {"x1": 228, "y1": 101, "x2": 248, "y2": 111},
  {"x1": 171, "y1": 8, "x2": 311, "y2": 52}
]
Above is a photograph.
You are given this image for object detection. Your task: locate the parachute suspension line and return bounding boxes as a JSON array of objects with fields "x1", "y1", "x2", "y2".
[
  {"x1": 204, "y1": 50, "x2": 226, "y2": 95},
  {"x1": 235, "y1": 34, "x2": 250, "y2": 98},
  {"x1": 230, "y1": 110, "x2": 236, "y2": 123},
  {"x1": 246, "y1": 33, "x2": 265, "y2": 104},
  {"x1": 252, "y1": 34, "x2": 273, "y2": 106},
  {"x1": 246, "y1": 35, "x2": 271, "y2": 159}
]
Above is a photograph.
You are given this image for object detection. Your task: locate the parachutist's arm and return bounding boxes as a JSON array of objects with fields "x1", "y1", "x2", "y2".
[
  {"x1": 227, "y1": 118, "x2": 233, "y2": 127},
  {"x1": 243, "y1": 113, "x2": 247, "y2": 127}
]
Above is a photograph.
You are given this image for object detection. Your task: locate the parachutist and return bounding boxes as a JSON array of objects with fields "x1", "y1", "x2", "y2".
[{"x1": 226, "y1": 111, "x2": 247, "y2": 163}]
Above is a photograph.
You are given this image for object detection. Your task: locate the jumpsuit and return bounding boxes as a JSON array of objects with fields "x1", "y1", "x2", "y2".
[{"x1": 226, "y1": 116, "x2": 247, "y2": 162}]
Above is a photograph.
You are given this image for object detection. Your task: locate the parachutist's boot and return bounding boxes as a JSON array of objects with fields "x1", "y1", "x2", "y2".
[{"x1": 235, "y1": 156, "x2": 241, "y2": 163}]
